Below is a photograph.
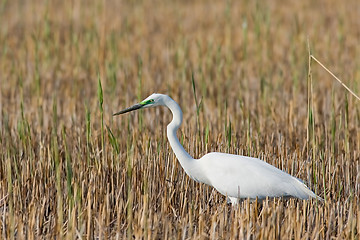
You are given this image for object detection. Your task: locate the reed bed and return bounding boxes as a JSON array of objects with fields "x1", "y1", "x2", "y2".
[{"x1": 1, "y1": 0, "x2": 359, "y2": 239}]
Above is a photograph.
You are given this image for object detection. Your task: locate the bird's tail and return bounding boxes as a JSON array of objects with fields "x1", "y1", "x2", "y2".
[
  {"x1": 302, "y1": 183, "x2": 323, "y2": 201},
  {"x1": 294, "y1": 179, "x2": 324, "y2": 201}
]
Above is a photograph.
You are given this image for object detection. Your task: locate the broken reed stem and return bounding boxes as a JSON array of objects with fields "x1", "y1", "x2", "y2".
[{"x1": 310, "y1": 55, "x2": 360, "y2": 102}]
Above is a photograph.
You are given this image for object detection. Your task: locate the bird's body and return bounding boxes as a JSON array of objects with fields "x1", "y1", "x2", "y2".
[
  {"x1": 192, "y1": 153, "x2": 319, "y2": 204},
  {"x1": 114, "y1": 93, "x2": 321, "y2": 205}
]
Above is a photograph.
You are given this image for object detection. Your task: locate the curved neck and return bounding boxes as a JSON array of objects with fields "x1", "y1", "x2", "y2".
[{"x1": 164, "y1": 97, "x2": 194, "y2": 168}]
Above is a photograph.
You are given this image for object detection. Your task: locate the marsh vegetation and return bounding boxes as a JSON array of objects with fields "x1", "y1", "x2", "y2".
[{"x1": 1, "y1": 0, "x2": 359, "y2": 239}]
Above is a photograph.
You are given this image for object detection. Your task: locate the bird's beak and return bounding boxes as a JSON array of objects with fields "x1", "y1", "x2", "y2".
[{"x1": 113, "y1": 103, "x2": 143, "y2": 116}]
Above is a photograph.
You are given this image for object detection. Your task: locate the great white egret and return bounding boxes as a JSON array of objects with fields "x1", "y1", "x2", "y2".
[{"x1": 113, "y1": 93, "x2": 322, "y2": 205}]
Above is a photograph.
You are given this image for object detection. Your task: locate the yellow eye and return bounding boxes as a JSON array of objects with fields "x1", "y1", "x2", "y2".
[{"x1": 141, "y1": 99, "x2": 155, "y2": 105}]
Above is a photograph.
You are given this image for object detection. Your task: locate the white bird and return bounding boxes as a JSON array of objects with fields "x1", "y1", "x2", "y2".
[{"x1": 113, "y1": 93, "x2": 322, "y2": 205}]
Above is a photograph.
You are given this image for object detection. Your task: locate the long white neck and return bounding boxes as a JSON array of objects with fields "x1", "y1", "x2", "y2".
[{"x1": 164, "y1": 96, "x2": 195, "y2": 172}]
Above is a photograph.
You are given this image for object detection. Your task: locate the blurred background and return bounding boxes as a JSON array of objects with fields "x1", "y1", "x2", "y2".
[{"x1": 1, "y1": 0, "x2": 359, "y2": 238}]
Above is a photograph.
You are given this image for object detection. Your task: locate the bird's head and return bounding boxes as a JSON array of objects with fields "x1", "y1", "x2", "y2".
[{"x1": 113, "y1": 93, "x2": 165, "y2": 116}]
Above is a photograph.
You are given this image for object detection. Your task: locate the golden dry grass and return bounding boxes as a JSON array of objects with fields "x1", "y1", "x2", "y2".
[{"x1": 1, "y1": 0, "x2": 360, "y2": 239}]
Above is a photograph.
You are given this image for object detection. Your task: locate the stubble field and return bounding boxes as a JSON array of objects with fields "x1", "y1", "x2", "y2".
[{"x1": 1, "y1": 0, "x2": 360, "y2": 239}]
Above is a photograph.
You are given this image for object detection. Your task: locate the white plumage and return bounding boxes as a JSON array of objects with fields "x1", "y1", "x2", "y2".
[{"x1": 114, "y1": 93, "x2": 322, "y2": 205}]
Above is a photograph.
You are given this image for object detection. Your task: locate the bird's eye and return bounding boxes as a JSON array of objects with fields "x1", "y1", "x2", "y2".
[{"x1": 141, "y1": 99, "x2": 155, "y2": 105}]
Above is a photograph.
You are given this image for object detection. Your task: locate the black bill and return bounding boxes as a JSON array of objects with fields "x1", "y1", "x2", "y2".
[{"x1": 113, "y1": 103, "x2": 143, "y2": 116}]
